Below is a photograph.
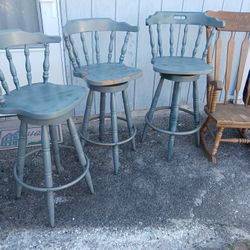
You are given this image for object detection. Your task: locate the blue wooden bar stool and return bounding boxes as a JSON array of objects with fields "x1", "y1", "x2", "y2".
[
  {"x1": 0, "y1": 30, "x2": 94, "y2": 227},
  {"x1": 142, "y1": 12, "x2": 224, "y2": 161},
  {"x1": 63, "y1": 18, "x2": 142, "y2": 174}
]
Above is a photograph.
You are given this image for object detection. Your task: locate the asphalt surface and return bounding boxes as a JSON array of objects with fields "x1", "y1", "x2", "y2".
[{"x1": 0, "y1": 113, "x2": 250, "y2": 249}]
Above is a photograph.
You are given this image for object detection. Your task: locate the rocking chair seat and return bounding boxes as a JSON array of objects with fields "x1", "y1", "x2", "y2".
[
  {"x1": 209, "y1": 103, "x2": 250, "y2": 127},
  {"x1": 74, "y1": 63, "x2": 142, "y2": 87},
  {"x1": 0, "y1": 82, "x2": 85, "y2": 120}
]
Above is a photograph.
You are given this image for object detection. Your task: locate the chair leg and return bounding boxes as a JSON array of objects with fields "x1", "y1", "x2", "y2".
[
  {"x1": 41, "y1": 125, "x2": 55, "y2": 227},
  {"x1": 122, "y1": 89, "x2": 136, "y2": 151},
  {"x1": 49, "y1": 125, "x2": 63, "y2": 173},
  {"x1": 110, "y1": 92, "x2": 119, "y2": 174},
  {"x1": 67, "y1": 117, "x2": 94, "y2": 194},
  {"x1": 200, "y1": 116, "x2": 211, "y2": 159},
  {"x1": 99, "y1": 92, "x2": 106, "y2": 141},
  {"x1": 211, "y1": 127, "x2": 224, "y2": 163},
  {"x1": 193, "y1": 80, "x2": 200, "y2": 147},
  {"x1": 16, "y1": 120, "x2": 28, "y2": 198},
  {"x1": 142, "y1": 77, "x2": 164, "y2": 142},
  {"x1": 167, "y1": 81, "x2": 180, "y2": 161},
  {"x1": 81, "y1": 90, "x2": 94, "y2": 147}
]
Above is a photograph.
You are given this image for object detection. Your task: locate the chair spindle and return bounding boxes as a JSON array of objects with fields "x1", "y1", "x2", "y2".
[
  {"x1": 224, "y1": 32, "x2": 235, "y2": 104},
  {"x1": 0, "y1": 68, "x2": 9, "y2": 95},
  {"x1": 108, "y1": 31, "x2": 115, "y2": 63},
  {"x1": 95, "y1": 31, "x2": 100, "y2": 64},
  {"x1": 170, "y1": 24, "x2": 174, "y2": 56},
  {"x1": 119, "y1": 31, "x2": 130, "y2": 64},
  {"x1": 69, "y1": 35, "x2": 81, "y2": 67},
  {"x1": 64, "y1": 35, "x2": 78, "y2": 71},
  {"x1": 214, "y1": 30, "x2": 222, "y2": 80},
  {"x1": 80, "y1": 33, "x2": 90, "y2": 65},
  {"x1": 24, "y1": 45, "x2": 32, "y2": 85},
  {"x1": 149, "y1": 25, "x2": 156, "y2": 61},
  {"x1": 235, "y1": 32, "x2": 250, "y2": 103},
  {"x1": 192, "y1": 25, "x2": 203, "y2": 58},
  {"x1": 157, "y1": 24, "x2": 163, "y2": 57},
  {"x1": 43, "y1": 43, "x2": 50, "y2": 84},
  {"x1": 181, "y1": 24, "x2": 188, "y2": 57},
  {"x1": 202, "y1": 27, "x2": 215, "y2": 60},
  {"x1": 6, "y1": 48, "x2": 20, "y2": 90}
]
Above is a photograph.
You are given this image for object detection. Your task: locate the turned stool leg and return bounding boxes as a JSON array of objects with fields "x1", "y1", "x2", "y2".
[
  {"x1": 110, "y1": 92, "x2": 119, "y2": 174},
  {"x1": 67, "y1": 117, "x2": 94, "y2": 193},
  {"x1": 41, "y1": 125, "x2": 55, "y2": 227},
  {"x1": 16, "y1": 120, "x2": 28, "y2": 198},
  {"x1": 193, "y1": 80, "x2": 200, "y2": 146},
  {"x1": 99, "y1": 92, "x2": 106, "y2": 141},
  {"x1": 49, "y1": 125, "x2": 63, "y2": 173},
  {"x1": 122, "y1": 89, "x2": 136, "y2": 151},
  {"x1": 142, "y1": 77, "x2": 164, "y2": 142},
  {"x1": 81, "y1": 90, "x2": 94, "y2": 147},
  {"x1": 167, "y1": 81, "x2": 180, "y2": 161}
]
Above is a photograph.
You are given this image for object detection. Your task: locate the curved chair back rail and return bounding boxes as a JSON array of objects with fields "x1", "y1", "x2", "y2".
[
  {"x1": 63, "y1": 18, "x2": 139, "y2": 68},
  {"x1": 145, "y1": 11, "x2": 224, "y2": 61},
  {"x1": 0, "y1": 29, "x2": 61, "y2": 98}
]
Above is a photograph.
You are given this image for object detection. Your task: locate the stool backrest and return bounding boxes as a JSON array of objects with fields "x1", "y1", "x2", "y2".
[
  {"x1": 146, "y1": 11, "x2": 224, "y2": 62},
  {"x1": 206, "y1": 11, "x2": 250, "y2": 105},
  {"x1": 0, "y1": 29, "x2": 60, "y2": 101},
  {"x1": 63, "y1": 18, "x2": 138, "y2": 71}
]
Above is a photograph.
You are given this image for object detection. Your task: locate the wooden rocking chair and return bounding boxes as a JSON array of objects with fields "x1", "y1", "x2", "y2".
[{"x1": 201, "y1": 11, "x2": 250, "y2": 163}]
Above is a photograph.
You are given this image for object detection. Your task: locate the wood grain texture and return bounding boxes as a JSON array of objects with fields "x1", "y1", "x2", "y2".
[
  {"x1": 201, "y1": 10, "x2": 250, "y2": 163},
  {"x1": 0, "y1": 83, "x2": 86, "y2": 120},
  {"x1": 207, "y1": 11, "x2": 250, "y2": 32},
  {"x1": 210, "y1": 103, "x2": 250, "y2": 127},
  {"x1": 74, "y1": 63, "x2": 142, "y2": 86}
]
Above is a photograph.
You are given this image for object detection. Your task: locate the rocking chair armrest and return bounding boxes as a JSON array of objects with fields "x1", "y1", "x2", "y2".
[
  {"x1": 207, "y1": 80, "x2": 223, "y2": 113},
  {"x1": 209, "y1": 80, "x2": 223, "y2": 90}
]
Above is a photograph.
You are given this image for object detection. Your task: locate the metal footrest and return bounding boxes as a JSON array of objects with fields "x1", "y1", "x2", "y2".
[
  {"x1": 14, "y1": 145, "x2": 90, "y2": 192},
  {"x1": 145, "y1": 106, "x2": 201, "y2": 136},
  {"x1": 80, "y1": 114, "x2": 136, "y2": 146}
]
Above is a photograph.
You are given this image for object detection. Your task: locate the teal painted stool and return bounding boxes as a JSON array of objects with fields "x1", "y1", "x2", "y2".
[
  {"x1": 142, "y1": 12, "x2": 224, "y2": 161},
  {"x1": 0, "y1": 30, "x2": 94, "y2": 227},
  {"x1": 63, "y1": 18, "x2": 142, "y2": 174}
]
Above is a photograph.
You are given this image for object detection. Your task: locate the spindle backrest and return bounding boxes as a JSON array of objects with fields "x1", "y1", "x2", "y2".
[
  {"x1": 206, "y1": 11, "x2": 250, "y2": 105},
  {"x1": 146, "y1": 11, "x2": 224, "y2": 62},
  {"x1": 63, "y1": 18, "x2": 138, "y2": 69},
  {"x1": 0, "y1": 29, "x2": 61, "y2": 96}
]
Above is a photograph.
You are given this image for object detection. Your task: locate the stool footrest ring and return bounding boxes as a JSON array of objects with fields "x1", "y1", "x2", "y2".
[
  {"x1": 80, "y1": 114, "x2": 136, "y2": 146},
  {"x1": 145, "y1": 106, "x2": 201, "y2": 136},
  {"x1": 14, "y1": 145, "x2": 90, "y2": 192}
]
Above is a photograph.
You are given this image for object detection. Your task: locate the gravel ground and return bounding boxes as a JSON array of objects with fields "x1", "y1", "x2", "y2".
[{"x1": 0, "y1": 112, "x2": 250, "y2": 249}]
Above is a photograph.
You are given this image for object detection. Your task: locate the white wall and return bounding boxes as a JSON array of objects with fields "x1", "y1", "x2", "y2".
[{"x1": 60, "y1": 0, "x2": 250, "y2": 115}]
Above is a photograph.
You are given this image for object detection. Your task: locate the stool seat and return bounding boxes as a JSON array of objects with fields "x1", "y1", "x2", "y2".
[
  {"x1": 153, "y1": 56, "x2": 213, "y2": 75},
  {"x1": 74, "y1": 63, "x2": 142, "y2": 86},
  {"x1": 0, "y1": 83, "x2": 85, "y2": 121}
]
